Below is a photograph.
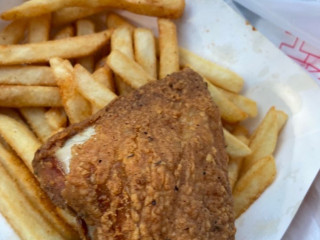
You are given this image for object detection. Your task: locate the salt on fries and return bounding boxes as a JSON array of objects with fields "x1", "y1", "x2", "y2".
[{"x1": 0, "y1": 1, "x2": 287, "y2": 238}]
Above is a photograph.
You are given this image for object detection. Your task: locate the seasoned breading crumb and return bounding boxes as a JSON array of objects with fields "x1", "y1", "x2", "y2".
[{"x1": 33, "y1": 68, "x2": 235, "y2": 240}]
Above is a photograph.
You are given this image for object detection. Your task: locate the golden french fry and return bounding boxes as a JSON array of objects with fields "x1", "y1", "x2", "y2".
[
  {"x1": 20, "y1": 107, "x2": 55, "y2": 142},
  {"x1": 106, "y1": 13, "x2": 135, "y2": 31},
  {"x1": 111, "y1": 26, "x2": 135, "y2": 94},
  {"x1": 107, "y1": 50, "x2": 155, "y2": 89},
  {"x1": 242, "y1": 107, "x2": 282, "y2": 173},
  {"x1": 50, "y1": 57, "x2": 91, "y2": 123},
  {"x1": 224, "y1": 128, "x2": 252, "y2": 158},
  {"x1": 45, "y1": 108, "x2": 67, "y2": 131},
  {"x1": 218, "y1": 88, "x2": 258, "y2": 118},
  {"x1": 0, "y1": 163, "x2": 66, "y2": 240},
  {"x1": 55, "y1": 207, "x2": 79, "y2": 233},
  {"x1": 53, "y1": 25, "x2": 75, "y2": 40},
  {"x1": 0, "y1": 86, "x2": 62, "y2": 107},
  {"x1": 0, "y1": 108, "x2": 25, "y2": 153},
  {"x1": 28, "y1": 14, "x2": 51, "y2": 43},
  {"x1": 180, "y1": 48, "x2": 244, "y2": 93},
  {"x1": 74, "y1": 64, "x2": 117, "y2": 111},
  {"x1": 0, "y1": 144, "x2": 79, "y2": 239},
  {"x1": 2, "y1": 0, "x2": 185, "y2": 20},
  {"x1": 53, "y1": 6, "x2": 107, "y2": 27},
  {"x1": 0, "y1": 114, "x2": 41, "y2": 171},
  {"x1": 134, "y1": 28, "x2": 157, "y2": 79},
  {"x1": 111, "y1": 26, "x2": 134, "y2": 59},
  {"x1": 92, "y1": 66, "x2": 115, "y2": 91},
  {"x1": 158, "y1": 18, "x2": 179, "y2": 79},
  {"x1": 0, "y1": 30, "x2": 112, "y2": 65},
  {"x1": 0, "y1": 66, "x2": 56, "y2": 86},
  {"x1": 206, "y1": 79, "x2": 248, "y2": 123},
  {"x1": 0, "y1": 20, "x2": 27, "y2": 45},
  {"x1": 228, "y1": 157, "x2": 243, "y2": 190},
  {"x1": 228, "y1": 132, "x2": 249, "y2": 190},
  {"x1": 233, "y1": 155, "x2": 276, "y2": 218},
  {"x1": 76, "y1": 19, "x2": 95, "y2": 72}
]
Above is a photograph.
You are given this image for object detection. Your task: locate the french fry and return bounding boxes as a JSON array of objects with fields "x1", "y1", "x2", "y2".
[
  {"x1": 92, "y1": 66, "x2": 115, "y2": 91},
  {"x1": 0, "y1": 86, "x2": 62, "y2": 107},
  {"x1": 74, "y1": 64, "x2": 117, "y2": 111},
  {"x1": 224, "y1": 128, "x2": 252, "y2": 158},
  {"x1": 50, "y1": 57, "x2": 91, "y2": 123},
  {"x1": 45, "y1": 108, "x2": 67, "y2": 132},
  {"x1": 0, "y1": 144, "x2": 79, "y2": 239},
  {"x1": 218, "y1": 88, "x2": 258, "y2": 118},
  {"x1": 55, "y1": 208, "x2": 79, "y2": 233},
  {"x1": 76, "y1": 19, "x2": 95, "y2": 72},
  {"x1": 158, "y1": 18, "x2": 179, "y2": 79},
  {"x1": 106, "y1": 13, "x2": 135, "y2": 31},
  {"x1": 0, "y1": 109, "x2": 25, "y2": 153},
  {"x1": 242, "y1": 107, "x2": 286, "y2": 173},
  {"x1": 0, "y1": 114, "x2": 41, "y2": 171},
  {"x1": 0, "y1": 20, "x2": 27, "y2": 45},
  {"x1": 53, "y1": 6, "x2": 107, "y2": 27},
  {"x1": 233, "y1": 155, "x2": 276, "y2": 218},
  {"x1": 2, "y1": 0, "x2": 185, "y2": 20},
  {"x1": 228, "y1": 132, "x2": 249, "y2": 190},
  {"x1": 0, "y1": 30, "x2": 112, "y2": 65},
  {"x1": 48, "y1": 21, "x2": 72, "y2": 133},
  {"x1": 206, "y1": 79, "x2": 248, "y2": 122},
  {"x1": 111, "y1": 26, "x2": 134, "y2": 60},
  {"x1": 20, "y1": 107, "x2": 55, "y2": 142},
  {"x1": 111, "y1": 26, "x2": 135, "y2": 95},
  {"x1": 0, "y1": 163, "x2": 66, "y2": 240},
  {"x1": 107, "y1": 50, "x2": 155, "y2": 89},
  {"x1": 28, "y1": 14, "x2": 51, "y2": 43},
  {"x1": 134, "y1": 28, "x2": 157, "y2": 79},
  {"x1": 180, "y1": 48, "x2": 244, "y2": 93},
  {"x1": 53, "y1": 25, "x2": 75, "y2": 40},
  {"x1": 228, "y1": 157, "x2": 242, "y2": 190},
  {"x1": 0, "y1": 66, "x2": 56, "y2": 86}
]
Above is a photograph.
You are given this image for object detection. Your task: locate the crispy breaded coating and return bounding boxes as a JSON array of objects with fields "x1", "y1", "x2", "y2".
[{"x1": 33, "y1": 68, "x2": 235, "y2": 240}]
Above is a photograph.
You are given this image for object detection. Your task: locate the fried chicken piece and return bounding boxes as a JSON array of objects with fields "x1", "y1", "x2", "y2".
[{"x1": 33, "y1": 68, "x2": 235, "y2": 240}]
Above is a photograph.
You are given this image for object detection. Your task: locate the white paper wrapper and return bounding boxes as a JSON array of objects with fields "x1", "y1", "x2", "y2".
[
  {"x1": 234, "y1": 0, "x2": 320, "y2": 51},
  {"x1": 1, "y1": 0, "x2": 320, "y2": 239}
]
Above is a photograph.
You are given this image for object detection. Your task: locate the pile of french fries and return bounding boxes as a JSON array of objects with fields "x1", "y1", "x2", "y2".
[{"x1": 0, "y1": 0, "x2": 287, "y2": 239}]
